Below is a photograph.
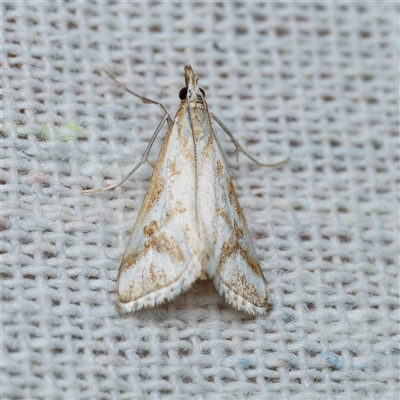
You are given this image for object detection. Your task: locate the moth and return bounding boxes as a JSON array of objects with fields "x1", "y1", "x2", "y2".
[{"x1": 83, "y1": 66, "x2": 286, "y2": 315}]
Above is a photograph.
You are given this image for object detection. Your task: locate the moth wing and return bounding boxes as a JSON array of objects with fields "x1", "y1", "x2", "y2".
[
  {"x1": 117, "y1": 114, "x2": 202, "y2": 314},
  {"x1": 197, "y1": 126, "x2": 269, "y2": 315},
  {"x1": 213, "y1": 176, "x2": 269, "y2": 315}
]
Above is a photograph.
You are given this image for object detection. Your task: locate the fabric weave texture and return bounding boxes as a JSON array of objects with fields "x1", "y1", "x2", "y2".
[{"x1": 2, "y1": 2, "x2": 399, "y2": 399}]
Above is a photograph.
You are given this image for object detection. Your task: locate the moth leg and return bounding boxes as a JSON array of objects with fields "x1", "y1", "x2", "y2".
[
  {"x1": 102, "y1": 69, "x2": 173, "y2": 126},
  {"x1": 211, "y1": 113, "x2": 289, "y2": 167},
  {"x1": 82, "y1": 114, "x2": 168, "y2": 194}
]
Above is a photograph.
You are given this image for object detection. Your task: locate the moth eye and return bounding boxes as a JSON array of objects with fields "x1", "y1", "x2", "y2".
[
  {"x1": 179, "y1": 87, "x2": 187, "y2": 100},
  {"x1": 199, "y1": 88, "x2": 206, "y2": 97}
]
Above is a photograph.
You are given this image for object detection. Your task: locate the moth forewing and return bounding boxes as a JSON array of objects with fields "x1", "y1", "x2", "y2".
[
  {"x1": 88, "y1": 65, "x2": 279, "y2": 315},
  {"x1": 116, "y1": 108, "x2": 203, "y2": 314},
  {"x1": 194, "y1": 100, "x2": 269, "y2": 315}
]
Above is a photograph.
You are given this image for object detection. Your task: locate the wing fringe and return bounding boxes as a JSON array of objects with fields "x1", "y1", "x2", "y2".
[
  {"x1": 117, "y1": 256, "x2": 202, "y2": 314},
  {"x1": 213, "y1": 274, "x2": 269, "y2": 315}
]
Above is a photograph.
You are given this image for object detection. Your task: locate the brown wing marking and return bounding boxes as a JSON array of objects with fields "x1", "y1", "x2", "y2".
[
  {"x1": 216, "y1": 159, "x2": 224, "y2": 180},
  {"x1": 216, "y1": 188, "x2": 264, "y2": 279},
  {"x1": 226, "y1": 176, "x2": 247, "y2": 224},
  {"x1": 140, "y1": 177, "x2": 165, "y2": 219},
  {"x1": 119, "y1": 219, "x2": 184, "y2": 276},
  {"x1": 228, "y1": 270, "x2": 267, "y2": 307}
]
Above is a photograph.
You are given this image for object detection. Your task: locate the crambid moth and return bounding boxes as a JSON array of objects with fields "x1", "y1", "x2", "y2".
[{"x1": 83, "y1": 66, "x2": 287, "y2": 315}]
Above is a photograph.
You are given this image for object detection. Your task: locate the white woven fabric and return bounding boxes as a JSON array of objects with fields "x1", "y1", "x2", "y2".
[{"x1": 2, "y1": 2, "x2": 399, "y2": 399}]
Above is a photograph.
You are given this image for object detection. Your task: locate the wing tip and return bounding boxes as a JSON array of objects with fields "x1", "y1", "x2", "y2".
[
  {"x1": 213, "y1": 275, "x2": 269, "y2": 316},
  {"x1": 116, "y1": 258, "x2": 202, "y2": 315}
]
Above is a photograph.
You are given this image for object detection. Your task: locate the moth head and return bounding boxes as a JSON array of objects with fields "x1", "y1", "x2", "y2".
[
  {"x1": 179, "y1": 86, "x2": 205, "y2": 101},
  {"x1": 182, "y1": 65, "x2": 206, "y2": 101}
]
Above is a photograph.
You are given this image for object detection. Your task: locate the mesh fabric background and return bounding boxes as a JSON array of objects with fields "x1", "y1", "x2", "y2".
[{"x1": 2, "y1": 2, "x2": 399, "y2": 399}]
